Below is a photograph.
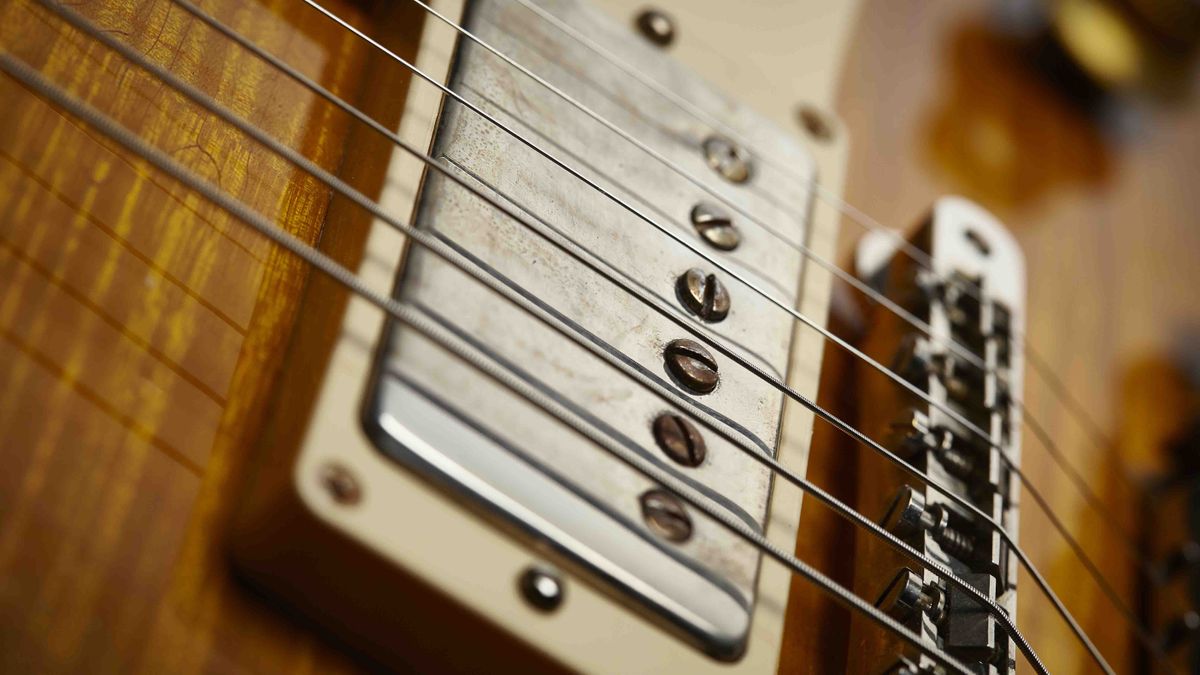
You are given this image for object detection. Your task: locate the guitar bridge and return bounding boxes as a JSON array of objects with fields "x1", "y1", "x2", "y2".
[{"x1": 850, "y1": 197, "x2": 1026, "y2": 674}]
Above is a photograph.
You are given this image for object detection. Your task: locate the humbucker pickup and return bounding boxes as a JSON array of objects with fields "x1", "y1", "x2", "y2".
[{"x1": 363, "y1": 0, "x2": 817, "y2": 658}]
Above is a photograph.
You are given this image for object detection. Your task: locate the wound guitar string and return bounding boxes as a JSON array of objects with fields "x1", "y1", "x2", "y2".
[
  {"x1": 0, "y1": 51, "x2": 983, "y2": 675},
  {"x1": 301, "y1": 0, "x2": 1163, "y2": 663},
  {"x1": 3, "y1": 0, "x2": 1168, "y2": 671},
  {"x1": 507, "y1": 0, "x2": 1152, "y2": 552}
]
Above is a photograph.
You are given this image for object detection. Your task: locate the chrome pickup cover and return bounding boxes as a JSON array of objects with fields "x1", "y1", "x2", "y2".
[{"x1": 364, "y1": 0, "x2": 816, "y2": 658}]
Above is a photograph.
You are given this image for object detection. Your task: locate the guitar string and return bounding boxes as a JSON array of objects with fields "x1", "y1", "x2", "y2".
[
  {"x1": 12, "y1": 5, "x2": 1061, "y2": 669},
  {"x1": 136, "y1": 0, "x2": 1137, "y2": 668},
  {"x1": 77, "y1": 0, "x2": 1152, "y2": 662},
  {"x1": 297, "y1": 0, "x2": 1163, "y2": 653},
  {"x1": 18, "y1": 0, "x2": 1147, "y2": 662},
  {"x1": 411, "y1": 0, "x2": 1153, "y2": 573},
  {"x1": 402, "y1": 0, "x2": 991, "y2": 381},
  {"x1": 299, "y1": 0, "x2": 1017, "y2": 456},
  {"x1": 501, "y1": 0, "x2": 1153, "y2": 560},
  {"x1": 0, "y1": 50, "x2": 982, "y2": 675}
]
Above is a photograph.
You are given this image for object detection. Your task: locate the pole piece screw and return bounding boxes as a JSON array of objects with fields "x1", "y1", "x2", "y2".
[
  {"x1": 690, "y1": 202, "x2": 741, "y2": 251},
  {"x1": 652, "y1": 413, "x2": 707, "y2": 467},
  {"x1": 319, "y1": 463, "x2": 361, "y2": 506},
  {"x1": 701, "y1": 135, "x2": 752, "y2": 184},
  {"x1": 676, "y1": 268, "x2": 730, "y2": 322},
  {"x1": 664, "y1": 338, "x2": 719, "y2": 394},
  {"x1": 640, "y1": 488, "x2": 693, "y2": 542}
]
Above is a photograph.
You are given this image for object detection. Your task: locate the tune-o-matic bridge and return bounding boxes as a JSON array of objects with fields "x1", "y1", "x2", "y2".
[
  {"x1": 850, "y1": 198, "x2": 1026, "y2": 674},
  {"x1": 362, "y1": 0, "x2": 817, "y2": 658}
]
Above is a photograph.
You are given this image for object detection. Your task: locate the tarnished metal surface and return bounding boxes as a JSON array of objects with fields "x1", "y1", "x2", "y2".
[{"x1": 364, "y1": 0, "x2": 816, "y2": 657}]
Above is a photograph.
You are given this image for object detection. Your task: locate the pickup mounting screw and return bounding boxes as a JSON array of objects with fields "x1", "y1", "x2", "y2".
[
  {"x1": 701, "y1": 135, "x2": 752, "y2": 184},
  {"x1": 518, "y1": 566, "x2": 564, "y2": 612},
  {"x1": 640, "y1": 489, "x2": 693, "y2": 542},
  {"x1": 690, "y1": 202, "x2": 740, "y2": 251},
  {"x1": 319, "y1": 463, "x2": 361, "y2": 505},
  {"x1": 653, "y1": 413, "x2": 707, "y2": 467},
  {"x1": 664, "y1": 338, "x2": 719, "y2": 394},
  {"x1": 796, "y1": 104, "x2": 834, "y2": 143},
  {"x1": 634, "y1": 8, "x2": 675, "y2": 47},
  {"x1": 676, "y1": 268, "x2": 730, "y2": 322}
]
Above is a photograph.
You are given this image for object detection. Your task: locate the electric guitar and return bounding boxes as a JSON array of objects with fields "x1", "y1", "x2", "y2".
[{"x1": 2, "y1": 0, "x2": 1198, "y2": 672}]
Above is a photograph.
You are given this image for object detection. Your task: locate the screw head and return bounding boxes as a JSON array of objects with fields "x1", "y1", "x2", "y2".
[
  {"x1": 876, "y1": 568, "x2": 944, "y2": 623},
  {"x1": 319, "y1": 463, "x2": 361, "y2": 505},
  {"x1": 701, "y1": 135, "x2": 752, "y2": 184},
  {"x1": 689, "y1": 202, "x2": 740, "y2": 251},
  {"x1": 518, "y1": 566, "x2": 564, "y2": 612},
  {"x1": 652, "y1": 413, "x2": 707, "y2": 467},
  {"x1": 663, "y1": 338, "x2": 719, "y2": 394},
  {"x1": 640, "y1": 489, "x2": 693, "y2": 542},
  {"x1": 796, "y1": 104, "x2": 835, "y2": 143},
  {"x1": 675, "y1": 268, "x2": 730, "y2": 322},
  {"x1": 882, "y1": 485, "x2": 926, "y2": 536},
  {"x1": 634, "y1": 8, "x2": 675, "y2": 47}
]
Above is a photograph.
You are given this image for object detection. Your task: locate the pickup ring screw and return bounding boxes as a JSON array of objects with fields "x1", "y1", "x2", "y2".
[
  {"x1": 634, "y1": 8, "x2": 675, "y2": 47},
  {"x1": 319, "y1": 463, "x2": 361, "y2": 506},
  {"x1": 518, "y1": 566, "x2": 565, "y2": 612}
]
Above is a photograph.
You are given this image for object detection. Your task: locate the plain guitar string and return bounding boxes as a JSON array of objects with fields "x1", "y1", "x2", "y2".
[
  {"x1": 306, "y1": 0, "x2": 1146, "y2": 561},
  {"x1": 7, "y1": 1, "x2": 1152, "y2": 667},
  {"x1": 0, "y1": 51, "x2": 984, "y2": 675},
  {"x1": 298, "y1": 0, "x2": 1163, "y2": 656},
  {"x1": 502, "y1": 0, "x2": 1150, "y2": 542},
  {"x1": 403, "y1": 0, "x2": 1153, "y2": 567},
  {"x1": 404, "y1": 0, "x2": 995, "y2": 382},
  {"x1": 14, "y1": 0, "x2": 1142, "y2": 667},
  {"x1": 140, "y1": 0, "x2": 1125, "y2": 669},
  {"x1": 9, "y1": 5, "x2": 1057, "y2": 671}
]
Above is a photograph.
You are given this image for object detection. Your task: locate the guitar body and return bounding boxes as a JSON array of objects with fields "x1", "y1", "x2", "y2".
[{"x1": 2, "y1": 0, "x2": 1196, "y2": 673}]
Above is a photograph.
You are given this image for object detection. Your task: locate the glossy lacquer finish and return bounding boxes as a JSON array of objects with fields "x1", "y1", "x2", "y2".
[{"x1": 0, "y1": 0, "x2": 424, "y2": 671}]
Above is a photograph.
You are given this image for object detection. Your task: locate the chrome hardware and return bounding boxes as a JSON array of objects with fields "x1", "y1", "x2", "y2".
[
  {"x1": 689, "y1": 202, "x2": 740, "y2": 250},
  {"x1": 888, "y1": 411, "x2": 977, "y2": 479},
  {"x1": 883, "y1": 486, "x2": 977, "y2": 561},
  {"x1": 634, "y1": 8, "x2": 675, "y2": 47},
  {"x1": 652, "y1": 413, "x2": 707, "y2": 467},
  {"x1": 663, "y1": 338, "x2": 719, "y2": 394},
  {"x1": 640, "y1": 489, "x2": 693, "y2": 542},
  {"x1": 364, "y1": 0, "x2": 820, "y2": 657},
  {"x1": 518, "y1": 566, "x2": 565, "y2": 612},
  {"x1": 877, "y1": 568, "x2": 946, "y2": 624},
  {"x1": 700, "y1": 135, "x2": 752, "y2": 184},
  {"x1": 675, "y1": 268, "x2": 730, "y2": 322}
]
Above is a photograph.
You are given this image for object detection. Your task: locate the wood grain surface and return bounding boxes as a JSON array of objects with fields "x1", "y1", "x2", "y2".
[{"x1": 0, "y1": 0, "x2": 421, "y2": 671}]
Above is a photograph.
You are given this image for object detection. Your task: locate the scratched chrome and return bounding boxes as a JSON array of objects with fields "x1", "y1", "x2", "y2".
[{"x1": 365, "y1": 0, "x2": 816, "y2": 658}]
